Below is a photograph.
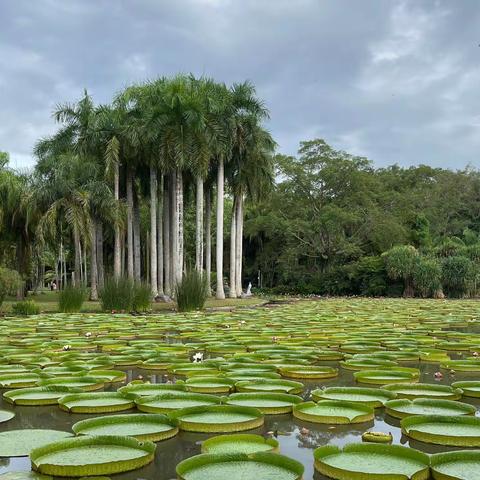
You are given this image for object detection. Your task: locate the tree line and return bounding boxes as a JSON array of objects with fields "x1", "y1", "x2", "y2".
[{"x1": 0, "y1": 75, "x2": 274, "y2": 300}]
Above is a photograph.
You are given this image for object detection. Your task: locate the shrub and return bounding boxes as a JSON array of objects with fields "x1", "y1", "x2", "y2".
[
  {"x1": 442, "y1": 255, "x2": 474, "y2": 298},
  {"x1": 99, "y1": 278, "x2": 152, "y2": 312},
  {"x1": 382, "y1": 245, "x2": 418, "y2": 297},
  {"x1": 132, "y1": 282, "x2": 152, "y2": 312},
  {"x1": 175, "y1": 270, "x2": 209, "y2": 312},
  {"x1": 58, "y1": 285, "x2": 87, "y2": 313},
  {"x1": 413, "y1": 256, "x2": 442, "y2": 298},
  {"x1": 0, "y1": 267, "x2": 22, "y2": 308},
  {"x1": 11, "y1": 300, "x2": 40, "y2": 316}
]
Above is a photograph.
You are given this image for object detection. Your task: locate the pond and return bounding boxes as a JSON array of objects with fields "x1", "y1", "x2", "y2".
[{"x1": 1, "y1": 298, "x2": 480, "y2": 479}]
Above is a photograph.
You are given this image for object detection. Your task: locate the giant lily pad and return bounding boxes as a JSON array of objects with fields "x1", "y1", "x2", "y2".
[
  {"x1": 4, "y1": 386, "x2": 83, "y2": 406},
  {"x1": 0, "y1": 429, "x2": 73, "y2": 457},
  {"x1": 401, "y1": 415, "x2": 480, "y2": 446},
  {"x1": 234, "y1": 379, "x2": 303, "y2": 395},
  {"x1": 0, "y1": 372, "x2": 43, "y2": 388},
  {"x1": 0, "y1": 409, "x2": 15, "y2": 423},
  {"x1": 37, "y1": 376, "x2": 104, "y2": 391},
  {"x1": 118, "y1": 382, "x2": 186, "y2": 396},
  {"x1": 311, "y1": 387, "x2": 396, "y2": 408},
  {"x1": 169, "y1": 405, "x2": 264, "y2": 433},
  {"x1": 385, "y1": 398, "x2": 476, "y2": 419},
  {"x1": 135, "y1": 392, "x2": 222, "y2": 413},
  {"x1": 58, "y1": 392, "x2": 136, "y2": 413},
  {"x1": 354, "y1": 369, "x2": 419, "y2": 385},
  {"x1": 384, "y1": 383, "x2": 463, "y2": 400},
  {"x1": 293, "y1": 400, "x2": 374, "y2": 424},
  {"x1": 185, "y1": 376, "x2": 235, "y2": 394},
  {"x1": 176, "y1": 452, "x2": 303, "y2": 480},
  {"x1": 201, "y1": 434, "x2": 279, "y2": 454},
  {"x1": 452, "y1": 381, "x2": 480, "y2": 398},
  {"x1": 226, "y1": 392, "x2": 303, "y2": 414},
  {"x1": 72, "y1": 413, "x2": 178, "y2": 442},
  {"x1": 313, "y1": 443, "x2": 430, "y2": 479},
  {"x1": 278, "y1": 365, "x2": 338, "y2": 379},
  {"x1": 30, "y1": 435, "x2": 155, "y2": 476},
  {"x1": 431, "y1": 450, "x2": 480, "y2": 480}
]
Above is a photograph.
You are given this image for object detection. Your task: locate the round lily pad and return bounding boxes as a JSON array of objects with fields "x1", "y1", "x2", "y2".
[
  {"x1": 201, "y1": 434, "x2": 278, "y2": 454},
  {"x1": 176, "y1": 452, "x2": 303, "y2": 480},
  {"x1": 384, "y1": 383, "x2": 463, "y2": 400},
  {"x1": 0, "y1": 409, "x2": 15, "y2": 423},
  {"x1": 72, "y1": 413, "x2": 178, "y2": 442},
  {"x1": 37, "y1": 376, "x2": 104, "y2": 391},
  {"x1": 185, "y1": 376, "x2": 235, "y2": 394},
  {"x1": 4, "y1": 386, "x2": 83, "y2": 406},
  {"x1": 30, "y1": 435, "x2": 156, "y2": 476},
  {"x1": 278, "y1": 365, "x2": 338, "y2": 379},
  {"x1": 234, "y1": 379, "x2": 304, "y2": 395},
  {"x1": 293, "y1": 400, "x2": 374, "y2": 424},
  {"x1": 118, "y1": 382, "x2": 186, "y2": 396},
  {"x1": 385, "y1": 398, "x2": 476, "y2": 419},
  {"x1": 401, "y1": 415, "x2": 480, "y2": 446},
  {"x1": 0, "y1": 373, "x2": 42, "y2": 388},
  {"x1": 314, "y1": 443, "x2": 430, "y2": 479},
  {"x1": 169, "y1": 405, "x2": 264, "y2": 433},
  {"x1": 354, "y1": 369, "x2": 419, "y2": 385},
  {"x1": 0, "y1": 429, "x2": 73, "y2": 457},
  {"x1": 58, "y1": 392, "x2": 136, "y2": 413},
  {"x1": 431, "y1": 450, "x2": 480, "y2": 480},
  {"x1": 0, "y1": 473, "x2": 52, "y2": 480},
  {"x1": 452, "y1": 381, "x2": 480, "y2": 398},
  {"x1": 311, "y1": 387, "x2": 396, "y2": 408},
  {"x1": 226, "y1": 392, "x2": 303, "y2": 414},
  {"x1": 135, "y1": 392, "x2": 222, "y2": 413}
]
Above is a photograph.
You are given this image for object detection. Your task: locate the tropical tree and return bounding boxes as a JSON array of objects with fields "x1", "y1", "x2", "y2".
[{"x1": 382, "y1": 245, "x2": 418, "y2": 297}]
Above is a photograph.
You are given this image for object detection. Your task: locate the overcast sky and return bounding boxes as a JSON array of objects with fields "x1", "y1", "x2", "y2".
[{"x1": 1, "y1": 0, "x2": 479, "y2": 170}]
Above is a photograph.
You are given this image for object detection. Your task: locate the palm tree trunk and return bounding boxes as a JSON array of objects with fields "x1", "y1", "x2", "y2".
[
  {"x1": 113, "y1": 162, "x2": 121, "y2": 279},
  {"x1": 157, "y1": 176, "x2": 164, "y2": 295},
  {"x1": 126, "y1": 168, "x2": 134, "y2": 279},
  {"x1": 90, "y1": 220, "x2": 98, "y2": 300},
  {"x1": 229, "y1": 198, "x2": 237, "y2": 298},
  {"x1": 205, "y1": 188, "x2": 212, "y2": 295},
  {"x1": 216, "y1": 158, "x2": 225, "y2": 299},
  {"x1": 171, "y1": 171, "x2": 178, "y2": 287},
  {"x1": 163, "y1": 180, "x2": 171, "y2": 295},
  {"x1": 176, "y1": 169, "x2": 184, "y2": 282},
  {"x1": 235, "y1": 195, "x2": 244, "y2": 297},
  {"x1": 195, "y1": 175, "x2": 204, "y2": 273},
  {"x1": 133, "y1": 193, "x2": 141, "y2": 282},
  {"x1": 96, "y1": 221, "x2": 104, "y2": 289},
  {"x1": 150, "y1": 165, "x2": 158, "y2": 296},
  {"x1": 83, "y1": 241, "x2": 88, "y2": 287},
  {"x1": 73, "y1": 225, "x2": 81, "y2": 287}
]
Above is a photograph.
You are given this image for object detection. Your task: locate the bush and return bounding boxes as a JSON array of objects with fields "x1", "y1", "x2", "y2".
[
  {"x1": 0, "y1": 267, "x2": 22, "y2": 308},
  {"x1": 175, "y1": 270, "x2": 209, "y2": 312},
  {"x1": 132, "y1": 282, "x2": 152, "y2": 312},
  {"x1": 58, "y1": 285, "x2": 87, "y2": 313},
  {"x1": 11, "y1": 300, "x2": 40, "y2": 316},
  {"x1": 442, "y1": 255, "x2": 474, "y2": 298},
  {"x1": 413, "y1": 256, "x2": 442, "y2": 298},
  {"x1": 99, "y1": 278, "x2": 152, "y2": 312}
]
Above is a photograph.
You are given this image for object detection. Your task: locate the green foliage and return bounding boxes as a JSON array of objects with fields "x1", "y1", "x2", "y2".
[
  {"x1": 382, "y1": 246, "x2": 418, "y2": 297},
  {"x1": 413, "y1": 256, "x2": 442, "y2": 298},
  {"x1": 0, "y1": 267, "x2": 22, "y2": 308},
  {"x1": 175, "y1": 270, "x2": 209, "y2": 312},
  {"x1": 99, "y1": 278, "x2": 151, "y2": 312},
  {"x1": 132, "y1": 282, "x2": 152, "y2": 312},
  {"x1": 58, "y1": 285, "x2": 87, "y2": 313},
  {"x1": 442, "y1": 256, "x2": 474, "y2": 298},
  {"x1": 11, "y1": 300, "x2": 40, "y2": 316}
]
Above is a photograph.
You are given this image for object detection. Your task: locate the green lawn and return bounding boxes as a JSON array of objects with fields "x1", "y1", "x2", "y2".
[{"x1": 1, "y1": 290, "x2": 265, "y2": 314}]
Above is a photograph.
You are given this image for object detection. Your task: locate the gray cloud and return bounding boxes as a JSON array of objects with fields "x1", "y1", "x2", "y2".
[{"x1": 0, "y1": 0, "x2": 478, "y2": 169}]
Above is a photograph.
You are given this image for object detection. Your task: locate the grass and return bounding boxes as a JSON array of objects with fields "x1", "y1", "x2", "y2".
[{"x1": 0, "y1": 290, "x2": 264, "y2": 314}]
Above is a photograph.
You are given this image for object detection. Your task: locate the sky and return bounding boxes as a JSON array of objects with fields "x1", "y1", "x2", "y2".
[{"x1": 0, "y1": 0, "x2": 479, "y2": 170}]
